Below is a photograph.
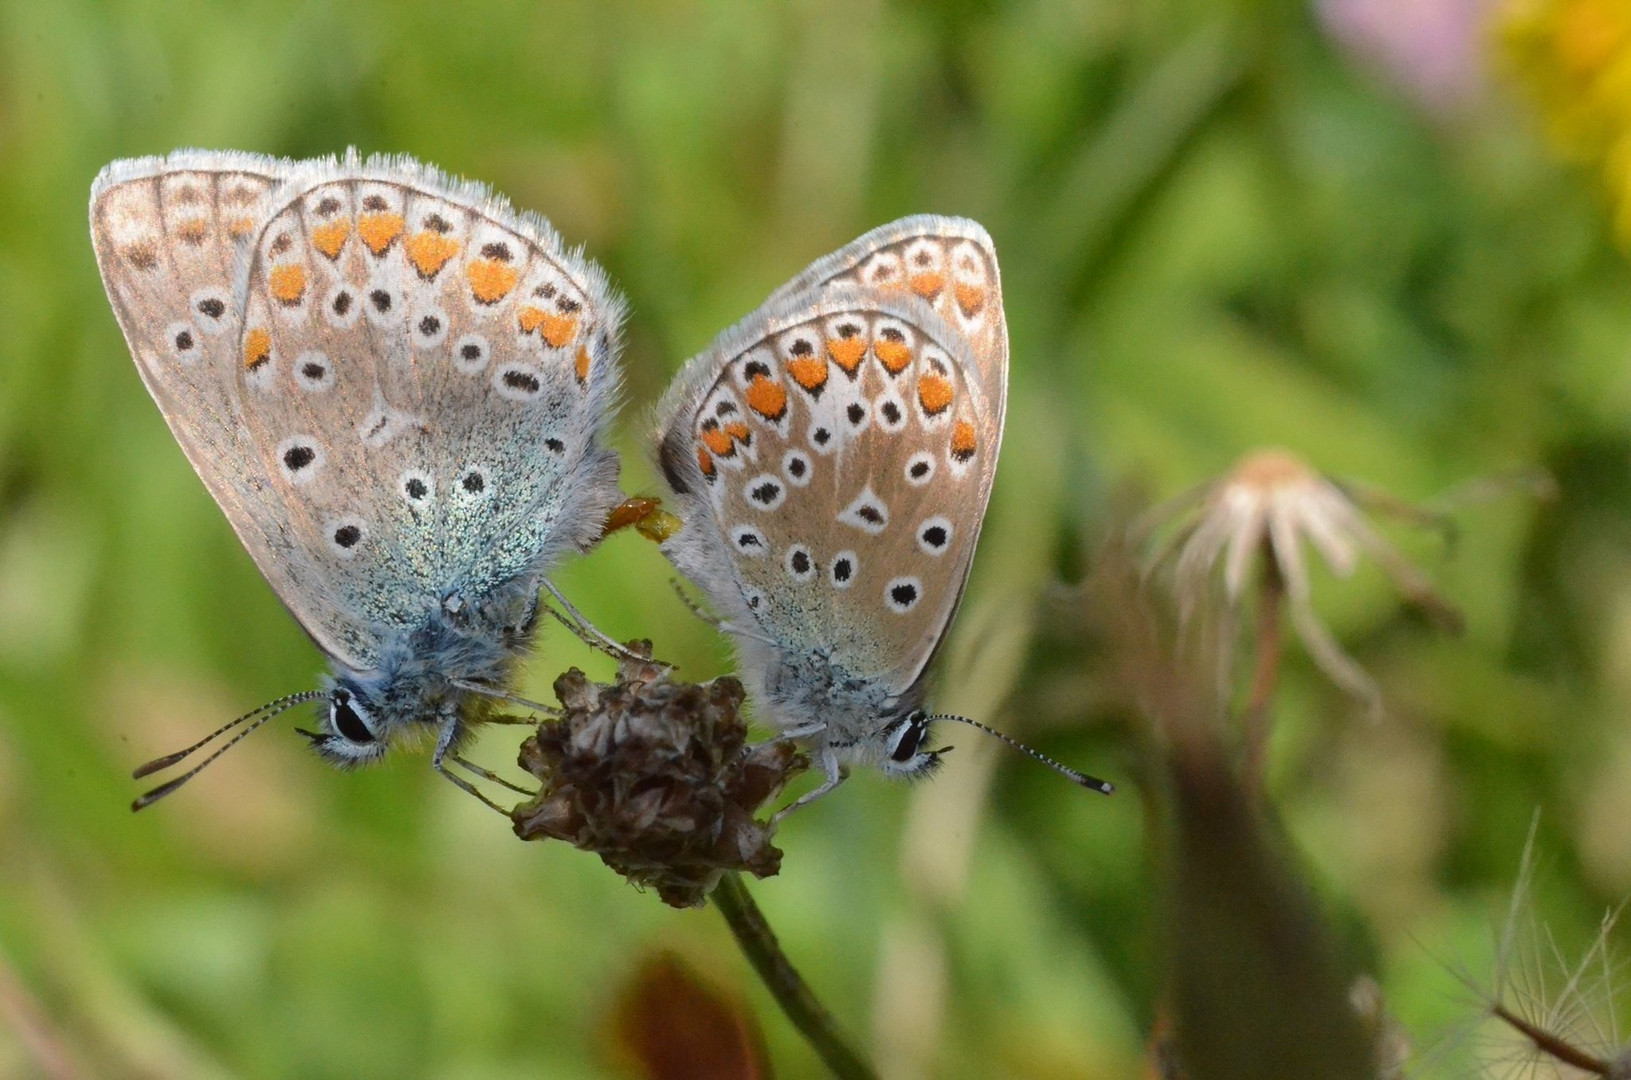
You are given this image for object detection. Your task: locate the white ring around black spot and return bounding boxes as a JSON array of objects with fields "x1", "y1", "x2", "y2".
[
  {"x1": 275, "y1": 435, "x2": 323, "y2": 486},
  {"x1": 325, "y1": 516, "x2": 366, "y2": 559},
  {"x1": 744, "y1": 473, "x2": 785, "y2": 512},
  {"x1": 292, "y1": 350, "x2": 334, "y2": 392},
  {"x1": 325, "y1": 285, "x2": 362, "y2": 329},
  {"x1": 494, "y1": 364, "x2": 545, "y2": 401},
  {"x1": 829, "y1": 549, "x2": 857, "y2": 589},
  {"x1": 838, "y1": 488, "x2": 889, "y2": 535},
  {"x1": 917, "y1": 515, "x2": 954, "y2": 556},
  {"x1": 455, "y1": 464, "x2": 493, "y2": 500},
  {"x1": 413, "y1": 308, "x2": 449, "y2": 350},
  {"x1": 189, "y1": 288, "x2": 231, "y2": 335},
  {"x1": 905, "y1": 451, "x2": 936, "y2": 486},
  {"x1": 453, "y1": 333, "x2": 489, "y2": 375},
  {"x1": 398, "y1": 468, "x2": 434, "y2": 505},
  {"x1": 364, "y1": 283, "x2": 401, "y2": 327},
  {"x1": 884, "y1": 576, "x2": 922, "y2": 614},
  {"x1": 165, "y1": 321, "x2": 200, "y2": 365},
  {"x1": 731, "y1": 524, "x2": 768, "y2": 557},
  {"x1": 785, "y1": 544, "x2": 816, "y2": 581},
  {"x1": 782, "y1": 449, "x2": 812, "y2": 487},
  {"x1": 874, "y1": 388, "x2": 908, "y2": 433}
]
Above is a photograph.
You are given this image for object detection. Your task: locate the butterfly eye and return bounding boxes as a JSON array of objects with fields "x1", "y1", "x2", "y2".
[
  {"x1": 889, "y1": 714, "x2": 928, "y2": 763},
  {"x1": 330, "y1": 690, "x2": 376, "y2": 744}
]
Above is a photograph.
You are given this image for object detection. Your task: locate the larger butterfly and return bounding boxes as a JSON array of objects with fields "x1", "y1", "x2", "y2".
[
  {"x1": 91, "y1": 150, "x2": 626, "y2": 810},
  {"x1": 653, "y1": 217, "x2": 1111, "y2": 814}
]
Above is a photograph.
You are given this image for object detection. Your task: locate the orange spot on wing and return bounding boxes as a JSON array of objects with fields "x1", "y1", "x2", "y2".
[
  {"x1": 874, "y1": 337, "x2": 913, "y2": 375},
  {"x1": 541, "y1": 314, "x2": 578, "y2": 349},
  {"x1": 700, "y1": 425, "x2": 735, "y2": 456},
  {"x1": 744, "y1": 374, "x2": 787, "y2": 421},
  {"x1": 268, "y1": 264, "x2": 307, "y2": 306},
  {"x1": 575, "y1": 344, "x2": 592, "y2": 384},
  {"x1": 358, "y1": 212, "x2": 405, "y2": 255},
  {"x1": 468, "y1": 258, "x2": 519, "y2": 304},
  {"x1": 723, "y1": 422, "x2": 752, "y2": 446},
  {"x1": 787, "y1": 356, "x2": 828, "y2": 393},
  {"x1": 827, "y1": 337, "x2": 866, "y2": 374},
  {"x1": 176, "y1": 218, "x2": 208, "y2": 245},
  {"x1": 311, "y1": 220, "x2": 349, "y2": 258},
  {"x1": 404, "y1": 232, "x2": 460, "y2": 278},
  {"x1": 697, "y1": 446, "x2": 716, "y2": 478},
  {"x1": 228, "y1": 217, "x2": 257, "y2": 239},
  {"x1": 917, "y1": 373, "x2": 954, "y2": 415},
  {"x1": 243, "y1": 327, "x2": 271, "y2": 370},
  {"x1": 909, "y1": 271, "x2": 945, "y2": 299},
  {"x1": 951, "y1": 420, "x2": 977, "y2": 461},
  {"x1": 954, "y1": 283, "x2": 986, "y2": 317},
  {"x1": 517, "y1": 307, "x2": 579, "y2": 348}
]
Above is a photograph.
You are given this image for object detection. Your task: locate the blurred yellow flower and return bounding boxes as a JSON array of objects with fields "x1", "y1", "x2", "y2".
[{"x1": 1501, "y1": 0, "x2": 1631, "y2": 242}]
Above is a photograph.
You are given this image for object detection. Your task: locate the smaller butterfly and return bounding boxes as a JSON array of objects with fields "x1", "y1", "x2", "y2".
[
  {"x1": 652, "y1": 216, "x2": 1112, "y2": 815},
  {"x1": 92, "y1": 149, "x2": 633, "y2": 811}
]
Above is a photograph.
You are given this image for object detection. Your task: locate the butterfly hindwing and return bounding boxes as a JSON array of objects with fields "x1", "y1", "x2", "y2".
[
  {"x1": 658, "y1": 286, "x2": 997, "y2": 697},
  {"x1": 764, "y1": 215, "x2": 1008, "y2": 432},
  {"x1": 232, "y1": 155, "x2": 625, "y2": 670}
]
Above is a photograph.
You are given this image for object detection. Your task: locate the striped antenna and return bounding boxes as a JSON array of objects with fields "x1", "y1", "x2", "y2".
[
  {"x1": 927, "y1": 714, "x2": 1114, "y2": 794},
  {"x1": 131, "y1": 690, "x2": 326, "y2": 811}
]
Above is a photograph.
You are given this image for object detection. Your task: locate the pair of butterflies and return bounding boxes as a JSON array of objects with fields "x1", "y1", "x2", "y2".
[{"x1": 91, "y1": 149, "x2": 1110, "y2": 815}]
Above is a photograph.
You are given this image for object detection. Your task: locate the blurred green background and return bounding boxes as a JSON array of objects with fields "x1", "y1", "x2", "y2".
[{"x1": 3, "y1": 0, "x2": 1631, "y2": 1076}]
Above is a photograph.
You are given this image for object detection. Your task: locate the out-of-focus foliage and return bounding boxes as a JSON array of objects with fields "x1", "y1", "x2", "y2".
[{"x1": 3, "y1": 0, "x2": 1631, "y2": 1076}]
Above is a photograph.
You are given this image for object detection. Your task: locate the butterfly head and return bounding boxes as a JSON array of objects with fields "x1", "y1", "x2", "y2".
[
  {"x1": 298, "y1": 685, "x2": 391, "y2": 767},
  {"x1": 879, "y1": 708, "x2": 948, "y2": 780}
]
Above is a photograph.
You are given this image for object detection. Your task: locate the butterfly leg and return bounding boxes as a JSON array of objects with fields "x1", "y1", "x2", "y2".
[
  {"x1": 449, "y1": 754, "x2": 537, "y2": 797},
  {"x1": 670, "y1": 579, "x2": 723, "y2": 628},
  {"x1": 431, "y1": 720, "x2": 513, "y2": 816},
  {"x1": 449, "y1": 678, "x2": 562, "y2": 717},
  {"x1": 541, "y1": 578, "x2": 670, "y2": 667},
  {"x1": 771, "y1": 748, "x2": 848, "y2": 824}
]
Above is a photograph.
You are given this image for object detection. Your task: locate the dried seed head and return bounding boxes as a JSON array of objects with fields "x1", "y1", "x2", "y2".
[
  {"x1": 1146, "y1": 446, "x2": 1463, "y2": 716},
  {"x1": 512, "y1": 643, "x2": 808, "y2": 908}
]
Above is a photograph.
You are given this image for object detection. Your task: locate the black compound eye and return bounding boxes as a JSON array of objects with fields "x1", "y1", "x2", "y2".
[
  {"x1": 331, "y1": 691, "x2": 375, "y2": 744},
  {"x1": 890, "y1": 716, "x2": 926, "y2": 762}
]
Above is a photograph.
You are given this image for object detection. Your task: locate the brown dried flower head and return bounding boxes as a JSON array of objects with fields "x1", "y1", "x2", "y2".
[{"x1": 512, "y1": 644, "x2": 808, "y2": 908}]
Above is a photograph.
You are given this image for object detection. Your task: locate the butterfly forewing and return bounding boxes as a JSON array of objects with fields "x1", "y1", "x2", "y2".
[
  {"x1": 660, "y1": 287, "x2": 997, "y2": 692},
  {"x1": 232, "y1": 157, "x2": 625, "y2": 669}
]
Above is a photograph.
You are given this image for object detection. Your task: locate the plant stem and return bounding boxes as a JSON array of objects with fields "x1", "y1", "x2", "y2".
[
  {"x1": 1240, "y1": 541, "x2": 1284, "y2": 799},
  {"x1": 712, "y1": 872, "x2": 879, "y2": 1079}
]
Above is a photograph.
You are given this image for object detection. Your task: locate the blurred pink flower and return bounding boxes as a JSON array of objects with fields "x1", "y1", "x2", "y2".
[{"x1": 1317, "y1": 0, "x2": 1492, "y2": 111}]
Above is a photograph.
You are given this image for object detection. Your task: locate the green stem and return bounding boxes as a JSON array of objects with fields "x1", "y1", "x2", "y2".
[{"x1": 712, "y1": 872, "x2": 878, "y2": 1080}]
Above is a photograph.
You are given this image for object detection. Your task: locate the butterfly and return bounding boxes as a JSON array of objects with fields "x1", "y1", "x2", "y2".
[
  {"x1": 91, "y1": 149, "x2": 628, "y2": 811},
  {"x1": 652, "y1": 216, "x2": 1112, "y2": 815}
]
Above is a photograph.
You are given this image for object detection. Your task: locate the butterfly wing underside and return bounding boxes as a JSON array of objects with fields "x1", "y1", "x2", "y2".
[
  {"x1": 93, "y1": 152, "x2": 624, "y2": 674},
  {"x1": 764, "y1": 215, "x2": 1007, "y2": 439},
  {"x1": 90, "y1": 151, "x2": 306, "y2": 612},
  {"x1": 657, "y1": 287, "x2": 1000, "y2": 699},
  {"x1": 230, "y1": 157, "x2": 626, "y2": 670}
]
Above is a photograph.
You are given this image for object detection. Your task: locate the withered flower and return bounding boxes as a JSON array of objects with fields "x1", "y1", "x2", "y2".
[
  {"x1": 512, "y1": 645, "x2": 807, "y2": 908},
  {"x1": 1148, "y1": 448, "x2": 1462, "y2": 717}
]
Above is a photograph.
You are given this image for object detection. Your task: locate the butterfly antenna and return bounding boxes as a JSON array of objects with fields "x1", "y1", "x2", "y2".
[
  {"x1": 131, "y1": 690, "x2": 325, "y2": 779},
  {"x1": 929, "y1": 714, "x2": 1115, "y2": 794},
  {"x1": 131, "y1": 691, "x2": 326, "y2": 811}
]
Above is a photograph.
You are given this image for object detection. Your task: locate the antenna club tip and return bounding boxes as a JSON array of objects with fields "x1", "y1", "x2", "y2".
[{"x1": 1091, "y1": 779, "x2": 1115, "y2": 795}]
